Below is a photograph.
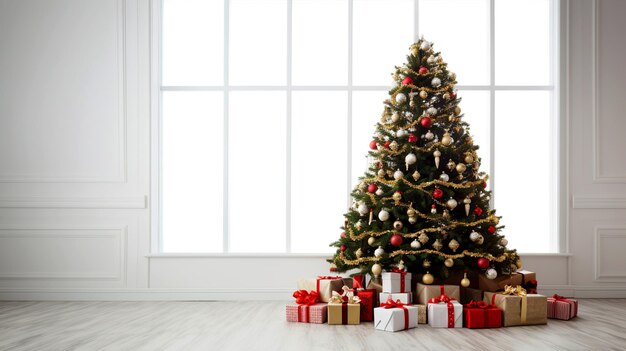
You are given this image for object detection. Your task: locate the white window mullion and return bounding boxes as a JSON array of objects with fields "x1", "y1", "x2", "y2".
[
  {"x1": 286, "y1": 0, "x2": 293, "y2": 253},
  {"x1": 414, "y1": 0, "x2": 419, "y2": 40},
  {"x1": 489, "y1": 0, "x2": 496, "y2": 209},
  {"x1": 223, "y1": 0, "x2": 230, "y2": 253},
  {"x1": 347, "y1": 0, "x2": 354, "y2": 209}
]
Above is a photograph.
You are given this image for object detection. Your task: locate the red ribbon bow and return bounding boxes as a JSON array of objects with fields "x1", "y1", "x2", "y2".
[
  {"x1": 317, "y1": 275, "x2": 341, "y2": 280},
  {"x1": 428, "y1": 293, "x2": 455, "y2": 304},
  {"x1": 466, "y1": 300, "x2": 489, "y2": 309},
  {"x1": 293, "y1": 290, "x2": 319, "y2": 305},
  {"x1": 380, "y1": 298, "x2": 405, "y2": 309},
  {"x1": 551, "y1": 294, "x2": 568, "y2": 301}
]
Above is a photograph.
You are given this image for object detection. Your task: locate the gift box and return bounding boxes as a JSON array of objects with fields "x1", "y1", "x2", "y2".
[
  {"x1": 478, "y1": 272, "x2": 523, "y2": 292},
  {"x1": 416, "y1": 304, "x2": 427, "y2": 324},
  {"x1": 355, "y1": 289, "x2": 377, "y2": 322},
  {"x1": 328, "y1": 302, "x2": 360, "y2": 325},
  {"x1": 547, "y1": 294, "x2": 578, "y2": 320},
  {"x1": 484, "y1": 286, "x2": 547, "y2": 326},
  {"x1": 286, "y1": 303, "x2": 327, "y2": 324},
  {"x1": 352, "y1": 275, "x2": 366, "y2": 290},
  {"x1": 297, "y1": 276, "x2": 344, "y2": 303},
  {"x1": 382, "y1": 270, "x2": 412, "y2": 293},
  {"x1": 374, "y1": 299, "x2": 418, "y2": 332},
  {"x1": 287, "y1": 290, "x2": 327, "y2": 324},
  {"x1": 415, "y1": 283, "x2": 461, "y2": 306},
  {"x1": 379, "y1": 292, "x2": 412, "y2": 305},
  {"x1": 367, "y1": 276, "x2": 383, "y2": 293},
  {"x1": 427, "y1": 299, "x2": 463, "y2": 328},
  {"x1": 461, "y1": 287, "x2": 484, "y2": 305},
  {"x1": 517, "y1": 270, "x2": 538, "y2": 294},
  {"x1": 463, "y1": 300, "x2": 502, "y2": 328}
]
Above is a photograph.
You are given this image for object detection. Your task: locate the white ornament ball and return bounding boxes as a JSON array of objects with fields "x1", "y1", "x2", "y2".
[
  {"x1": 500, "y1": 238, "x2": 508, "y2": 246},
  {"x1": 420, "y1": 40, "x2": 431, "y2": 51},
  {"x1": 427, "y1": 107, "x2": 438, "y2": 115},
  {"x1": 408, "y1": 216, "x2": 417, "y2": 224},
  {"x1": 405, "y1": 153, "x2": 417, "y2": 166},
  {"x1": 378, "y1": 210, "x2": 390, "y2": 222},
  {"x1": 427, "y1": 55, "x2": 436, "y2": 64},
  {"x1": 374, "y1": 246, "x2": 385, "y2": 257},
  {"x1": 447, "y1": 198, "x2": 458, "y2": 210},
  {"x1": 358, "y1": 203, "x2": 369, "y2": 216},
  {"x1": 410, "y1": 239, "x2": 421, "y2": 249},
  {"x1": 391, "y1": 80, "x2": 399, "y2": 88},
  {"x1": 396, "y1": 129, "x2": 406, "y2": 138},
  {"x1": 439, "y1": 172, "x2": 449, "y2": 182},
  {"x1": 394, "y1": 169, "x2": 404, "y2": 180},
  {"x1": 391, "y1": 112, "x2": 401, "y2": 123},
  {"x1": 395, "y1": 93, "x2": 407, "y2": 104},
  {"x1": 469, "y1": 231, "x2": 480, "y2": 242},
  {"x1": 431, "y1": 77, "x2": 441, "y2": 88},
  {"x1": 375, "y1": 188, "x2": 384, "y2": 196},
  {"x1": 368, "y1": 236, "x2": 376, "y2": 246},
  {"x1": 425, "y1": 130, "x2": 434, "y2": 140},
  {"x1": 485, "y1": 268, "x2": 498, "y2": 280}
]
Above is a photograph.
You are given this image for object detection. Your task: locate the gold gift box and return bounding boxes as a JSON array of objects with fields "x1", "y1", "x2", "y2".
[
  {"x1": 328, "y1": 302, "x2": 360, "y2": 325},
  {"x1": 484, "y1": 291, "x2": 547, "y2": 326}
]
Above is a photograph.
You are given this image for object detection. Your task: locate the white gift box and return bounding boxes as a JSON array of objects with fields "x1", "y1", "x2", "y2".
[
  {"x1": 382, "y1": 272, "x2": 412, "y2": 293},
  {"x1": 374, "y1": 305, "x2": 418, "y2": 332},
  {"x1": 379, "y1": 292, "x2": 412, "y2": 305},
  {"x1": 427, "y1": 300, "x2": 463, "y2": 328}
]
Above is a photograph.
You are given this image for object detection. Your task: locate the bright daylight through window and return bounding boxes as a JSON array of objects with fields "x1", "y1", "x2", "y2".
[{"x1": 158, "y1": 0, "x2": 558, "y2": 254}]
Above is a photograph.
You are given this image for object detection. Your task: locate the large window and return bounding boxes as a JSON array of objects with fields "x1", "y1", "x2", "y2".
[{"x1": 156, "y1": 0, "x2": 559, "y2": 254}]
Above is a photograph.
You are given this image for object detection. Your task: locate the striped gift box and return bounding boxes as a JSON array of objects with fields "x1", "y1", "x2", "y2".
[
  {"x1": 547, "y1": 295, "x2": 578, "y2": 320},
  {"x1": 286, "y1": 303, "x2": 327, "y2": 324}
]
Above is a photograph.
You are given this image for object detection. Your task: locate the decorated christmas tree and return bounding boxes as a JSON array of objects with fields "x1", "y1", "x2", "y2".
[{"x1": 330, "y1": 38, "x2": 521, "y2": 285}]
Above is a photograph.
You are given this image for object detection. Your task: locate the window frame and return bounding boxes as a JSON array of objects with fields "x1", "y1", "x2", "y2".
[{"x1": 150, "y1": 0, "x2": 564, "y2": 255}]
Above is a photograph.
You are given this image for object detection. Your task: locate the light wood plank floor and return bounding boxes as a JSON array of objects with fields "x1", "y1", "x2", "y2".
[{"x1": 0, "y1": 299, "x2": 625, "y2": 350}]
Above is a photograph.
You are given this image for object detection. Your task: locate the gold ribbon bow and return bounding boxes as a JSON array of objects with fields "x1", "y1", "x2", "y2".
[
  {"x1": 501, "y1": 285, "x2": 528, "y2": 324},
  {"x1": 329, "y1": 286, "x2": 361, "y2": 305}
]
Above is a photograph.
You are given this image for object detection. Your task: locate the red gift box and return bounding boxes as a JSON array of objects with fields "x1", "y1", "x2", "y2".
[
  {"x1": 463, "y1": 297, "x2": 502, "y2": 329},
  {"x1": 286, "y1": 290, "x2": 327, "y2": 324},
  {"x1": 352, "y1": 288, "x2": 377, "y2": 322},
  {"x1": 547, "y1": 294, "x2": 578, "y2": 320}
]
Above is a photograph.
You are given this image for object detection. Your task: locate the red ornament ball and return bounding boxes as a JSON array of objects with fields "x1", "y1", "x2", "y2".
[
  {"x1": 488, "y1": 226, "x2": 496, "y2": 234},
  {"x1": 390, "y1": 234, "x2": 403, "y2": 247},
  {"x1": 418, "y1": 67, "x2": 428, "y2": 74},
  {"x1": 477, "y1": 257, "x2": 490, "y2": 269},
  {"x1": 340, "y1": 245, "x2": 346, "y2": 252},
  {"x1": 433, "y1": 188, "x2": 444, "y2": 199},
  {"x1": 450, "y1": 92, "x2": 456, "y2": 100},
  {"x1": 420, "y1": 116, "x2": 432, "y2": 128},
  {"x1": 340, "y1": 232, "x2": 346, "y2": 238},
  {"x1": 368, "y1": 183, "x2": 377, "y2": 193},
  {"x1": 384, "y1": 141, "x2": 391, "y2": 149},
  {"x1": 408, "y1": 133, "x2": 418, "y2": 143},
  {"x1": 370, "y1": 140, "x2": 378, "y2": 150},
  {"x1": 402, "y1": 77, "x2": 413, "y2": 85},
  {"x1": 474, "y1": 207, "x2": 483, "y2": 216},
  {"x1": 483, "y1": 181, "x2": 488, "y2": 189}
]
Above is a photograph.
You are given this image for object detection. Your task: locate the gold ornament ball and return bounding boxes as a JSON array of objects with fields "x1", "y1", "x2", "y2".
[
  {"x1": 422, "y1": 272, "x2": 434, "y2": 285},
  {"x1": 368, "y1": 236, "x2": 376, "y2": 246},
  {"x1": 422, "y1": 259, "x2": 431, "y2": 268},
  {"x1": 454, "y1": 106, "x2": 461, "y2": 115},
  {"x1": 441, "y1": 132, "x2": 453, "y2": 146},
  {"x1": 393, "y1": 220, "x2": 403, "y2": 230},
  {"x1": 447, "y1": 159, "x2": 456, "y2": 170},
  {"x1": 460, "y1": 273, "x2": 471, "y2": 288},
  {"x1": 392, "y1": 191, "x2": 402, "y2": 202},
  {"x1": 464, "y1": 154, "x2": 474, "y2": 164},
  {"x1": 419, "y1": 90, "x2": 428, "y2": 99},
  {"x1": 444, "y1": 258, "x2": 454, "y2": 267},
  {"x1": 443, "y1": 93, "x2": 450, "y2": 100},
  {"x1": 371, "y1": 263, "x2": 383, "y2": 277},
  {"x1": 355, "y1": 248, "x2": 362, "y2": 258},
  {"x1": 377, "y1": 169, "x2": 385, "y2": 177},
  {"x1": 516, "y1": 259, "x2": 523, "y2": 269},
  {"x1": 456, "y1": 163, "x2": 467, "y2": 173},
  {"x1": 407, "y1": 208, "x2": 416, "y2": 217},
  {"x1": 411, "y1": 47, "x2": 418, "y2": 56}
]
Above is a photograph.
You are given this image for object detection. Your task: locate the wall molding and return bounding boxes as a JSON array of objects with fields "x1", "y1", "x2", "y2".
[
  {"x1": 0, "y1": 196, "x2": 146, "y2": 209},
  {"x1": 0, "y1": 285, "x2": 624, "y2": 301},
  {"x1": 0, "y1": 227, "x2": 127, "y2": 281},
  {"x1": 572, "y1": 196, "x2": 626, "y2": 209},
  {"x1": 0, "y1": 0, "x2": 128, "y2": 184},
  {"x1": 591, "y1": 0, "x2": 626, "y2": 183},
  {"x1": 594, "y1": 226, "x2": 626, "y2": 282}
]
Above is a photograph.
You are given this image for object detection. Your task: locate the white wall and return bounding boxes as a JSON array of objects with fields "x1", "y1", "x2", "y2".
[{"x1": 0, "y1": 0, "x2": 625, "y2": 300}]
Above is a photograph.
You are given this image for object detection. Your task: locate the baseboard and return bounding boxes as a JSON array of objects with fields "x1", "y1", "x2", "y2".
[{"x1": 1, "y1": 285, "x2": 625, "y2": 301}]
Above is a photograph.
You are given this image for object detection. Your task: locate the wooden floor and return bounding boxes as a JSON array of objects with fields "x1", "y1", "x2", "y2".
[{"x1": 0, "y1": 300, "x2": 625, "y2": 350}]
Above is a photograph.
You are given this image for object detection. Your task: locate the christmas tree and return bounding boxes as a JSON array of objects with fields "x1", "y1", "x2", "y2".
[{"x1": 330, "y1": 38, "x2": 521, "y2": 285}]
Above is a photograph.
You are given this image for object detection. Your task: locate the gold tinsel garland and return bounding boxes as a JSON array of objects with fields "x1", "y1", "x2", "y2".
[
  {"x1": 347, "y1": 214, "x2": 498, "y2": 241},
  {"x1": 363, "y1": 176, "x2": 487, "y2": 191},
  {"x1": 337, "y1": 248, "x2": 510, "y2": 265}
]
